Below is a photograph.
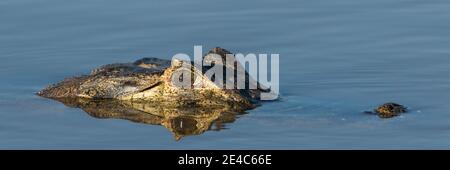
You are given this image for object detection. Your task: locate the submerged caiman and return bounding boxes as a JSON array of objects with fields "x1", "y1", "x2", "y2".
[
  {"x1": 38, "y1": 47, "x2": 268, "y2": 110},
  {"x1": 37, "y1": 47, "x2": 270, "y2": 140}
]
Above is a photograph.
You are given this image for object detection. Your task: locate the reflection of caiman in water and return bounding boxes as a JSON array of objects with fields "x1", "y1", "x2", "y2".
[
  {"x1": 38, "y1": 47, "x2": 269, "y2": 140},
  {"x1": 54, "y1": 98, "x2": 245, "y2": 140}
]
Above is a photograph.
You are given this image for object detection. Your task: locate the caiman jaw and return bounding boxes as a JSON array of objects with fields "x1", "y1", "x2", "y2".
[{"x1": 117, "y1": 82, "x2": 164, "y2": 100}]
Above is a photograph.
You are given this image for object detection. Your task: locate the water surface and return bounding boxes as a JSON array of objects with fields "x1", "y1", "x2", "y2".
[{"x1": 1, "y1": 0, "x2": 450, "y2": 149}]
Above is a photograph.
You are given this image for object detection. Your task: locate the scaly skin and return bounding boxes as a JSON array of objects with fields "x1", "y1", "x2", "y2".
[
  {"x1": 375, "y1": 102, "x2": 408, "y2": 118},
  {"x1": 37, "y1": 47, "x2": 264, "y2": 110}
]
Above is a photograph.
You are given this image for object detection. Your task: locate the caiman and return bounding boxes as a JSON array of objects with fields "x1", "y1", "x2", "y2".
[
  {"x1": 37, "y1": 47, "x2": 267, "y2": 140},
  {"x1": 38, "y1": 47, "x2": 266, "y2": 110}
]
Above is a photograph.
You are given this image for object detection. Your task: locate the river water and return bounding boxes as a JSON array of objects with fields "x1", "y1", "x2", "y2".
[{"x1": 1, "y1": 0, "x2": 450, "y2": 149}]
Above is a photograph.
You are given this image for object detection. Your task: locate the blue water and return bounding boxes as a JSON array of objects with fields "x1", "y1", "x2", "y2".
[{"x1": 1, "y1": 0, "x2": 450, "y2": 149}]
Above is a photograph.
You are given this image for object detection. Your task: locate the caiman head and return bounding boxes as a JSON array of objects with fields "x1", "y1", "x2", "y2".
[{"x1": 38, "y1": 47, "x2": 264, "y2": 110}]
